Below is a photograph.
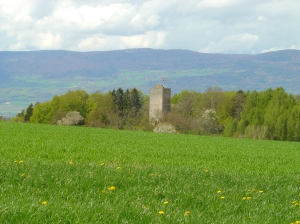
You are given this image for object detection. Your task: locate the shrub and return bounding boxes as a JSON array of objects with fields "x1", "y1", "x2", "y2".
[{"x1": 57, "y1": 111, "x2": 84, "y2": 126}]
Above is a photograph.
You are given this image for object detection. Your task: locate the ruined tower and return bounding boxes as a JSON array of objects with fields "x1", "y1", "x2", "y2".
[{"x1": 149, "y1": 84, "x2": 171, "y2": 124}]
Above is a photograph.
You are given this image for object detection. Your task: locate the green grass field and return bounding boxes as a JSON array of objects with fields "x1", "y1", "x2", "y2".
[{"x1": 1, "y1": 122, "x2": 300, "y2": 223}]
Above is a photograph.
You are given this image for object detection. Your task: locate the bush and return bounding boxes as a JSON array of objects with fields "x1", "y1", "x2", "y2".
[
  {"x1": 201, "y1": 109, "x2": 223, "y2": 134},
  {"x1": 223, "y1": 117, "x2": 237, "y2": 137},
  {"x1": 244, "y1": 125, "x2": 268, "y2": 140},
  {"x1": 57, "y1": 111, "x2": 84, "y2": 126}
]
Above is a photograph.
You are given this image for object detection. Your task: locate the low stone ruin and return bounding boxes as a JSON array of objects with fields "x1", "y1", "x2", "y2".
[{"x1": 153, "y1": 123, "x2": 177, "y2": 134}]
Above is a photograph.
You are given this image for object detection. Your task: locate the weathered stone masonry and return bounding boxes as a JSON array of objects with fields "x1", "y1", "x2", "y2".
[{"x1": 149, "y1": 84, "x2": 171, "y2": 123}]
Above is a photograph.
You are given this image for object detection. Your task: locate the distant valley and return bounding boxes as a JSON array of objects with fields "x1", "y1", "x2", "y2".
[{"x1": 1, "y1": 48, "x2": 300, "y2": 117}]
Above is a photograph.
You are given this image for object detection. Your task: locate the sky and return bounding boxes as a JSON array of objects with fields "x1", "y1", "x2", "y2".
[{"x1": 0, "y1": 0, "x2": 299, "y2": 54}]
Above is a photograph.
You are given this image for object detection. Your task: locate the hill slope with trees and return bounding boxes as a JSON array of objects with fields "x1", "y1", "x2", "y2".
[
  {"x1": 1, "y1": 49, "x2": 300, "y2": 117},
  {"x1": 11, "y1": 86, "x2": 300, "y2": 142}
]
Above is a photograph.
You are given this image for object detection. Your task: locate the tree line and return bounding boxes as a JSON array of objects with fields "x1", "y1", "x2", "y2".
[
  {"x1": 12, "y1": 88, "x2": 149, "y2": 130},
  {"x1": 10, "y1": 86, "x2": 300, "y2": 141}
]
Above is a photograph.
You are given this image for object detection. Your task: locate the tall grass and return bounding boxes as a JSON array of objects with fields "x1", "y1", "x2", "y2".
[{"x1": 1, "y1": 121, "x2": 300, "y2": 223}]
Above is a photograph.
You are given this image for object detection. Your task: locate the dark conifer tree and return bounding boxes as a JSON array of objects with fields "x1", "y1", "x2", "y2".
[
  {"x1": 130, "y1": 88, "x2": 142, "y2": 114},
  {"x1": 230, "y1": 90, "x2": 246, "y2": 120},
  {"x1": 24, "y1": 103, "x2": 34, "y2": 122}
]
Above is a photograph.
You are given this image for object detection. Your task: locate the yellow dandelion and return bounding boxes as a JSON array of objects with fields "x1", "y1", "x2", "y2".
[
  {"x1": 247, "y1": 197, "x2": 251, "y2": 200},
  {"x1": 259, "y1": 190, "x2": 264, "y2": 193},
  {"x1": 217, "y1": 190, "x2": 222, "y2": 194},
  {"x1": 117, "y1": 166, "x2": 121, "y2": 170},
  {"x1": 292, "y1": 201, "x2": 297, "y2": 204},
  {"x1": 108, "y1": 186, "x2": 116, "y2": 191},
  {"x1": 150, "y1": 173, "x2": 154, "y2": 177},
  {"x1": 205, "y1": 169, "x2": 209, "y2": 173},
  {"x1": 163, "y1": 201, "x2": 169, "y2": 205},
  {"x1": 295, "y1": 221, "x2": 300, "y2": 224},
  {"x1": 220, "y1": 196, "x2": 225, "y2": 199},
  {"x1": 242, "y1": 197, "x2": 247, "y2": 200},
  {"x1": 19, "y1": 160, "x2": 23, "y2": 164},
  {"x1": 158, "y1": 211, "x2": 165, "y2": 215},
  {"x1": 69, "y1": 161, "x2": 73, "y2": 165},
  {"x1": 14, "y1": 160, "x2": 19, "y2": 163},
  {"x1": 42, "y1": 201, "x2": 47, "y2": 205},
  {"x1": 184, "y1": 211, "x2": 190, "y2": 216},
  {"x1": 100, "y1": 162, "x2": 105, "y2": 166},
  {"x1": 21, "y1": 173, "x2": 25, "y2": 177}
]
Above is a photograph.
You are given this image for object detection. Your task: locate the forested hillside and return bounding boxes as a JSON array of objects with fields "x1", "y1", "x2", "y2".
[
  {"x1": 10, "y1": 86, "x2": 300, "y2": 142},
  {"x1": 1, "y1": 49, "x2": 300, "y2": 117}
]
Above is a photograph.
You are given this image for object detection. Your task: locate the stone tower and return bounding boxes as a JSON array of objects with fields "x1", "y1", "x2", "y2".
[{"x1": 149, "y1": 84, "x2": 171, "y2": 123}]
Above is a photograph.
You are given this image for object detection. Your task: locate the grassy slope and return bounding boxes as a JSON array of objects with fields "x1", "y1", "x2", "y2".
[{"x1": 1, "y1": 122, "x2": 300, "y2": 223}]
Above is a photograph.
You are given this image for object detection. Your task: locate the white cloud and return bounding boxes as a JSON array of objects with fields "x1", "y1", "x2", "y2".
[
  {"x1": 120, "y1": 31, "x2": 166, "y2": 49},
  {"x1": 257, "y1": 16, "x2": 266, "y2": 21},
  {"x1": 77, "y1": 37, "x2": 107, "y2": 50},
  {"x1": 0, "y1": 0, "x2": 300, "y2": 53},
  {"x1": 129, "y1": 13, "x2": 161, "y2": 34},
  {"x1": 77, "y1": 31, "x2": 166, "y2": 51},
  {"x1": 53, "y1": 3, "x2": 135, "y2": 31},
  {"x1": 261, "y1": 45, "x2": 300, "y2": 53},
  {"x1": 196, "y1": 0, "x2": 241, "y2": 9},
  {"x1": 36, "y1": 32, "x2": 62, "y2": 49},
  {"x1": 201, "y1": 33, "x2": 259, "y2": 54},
  {"x1": 10, "y1": 42, "x2": 26, "y2": 50}
]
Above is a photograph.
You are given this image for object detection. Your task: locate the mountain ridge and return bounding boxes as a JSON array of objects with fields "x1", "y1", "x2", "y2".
[{"x1": 0, "y1": 48, "x2": 300, "y2": 117}]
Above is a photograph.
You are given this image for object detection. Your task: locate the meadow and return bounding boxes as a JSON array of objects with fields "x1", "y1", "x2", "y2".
[{"x1": 1, "y1": 121, "x2": 300, "y2": 223}]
